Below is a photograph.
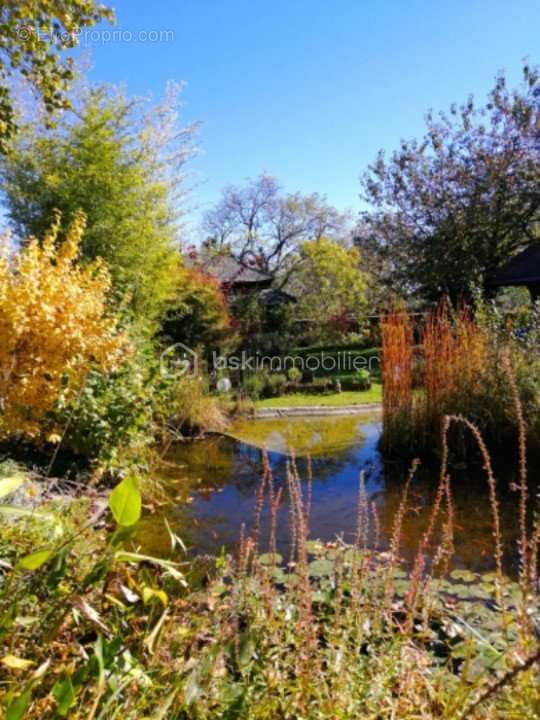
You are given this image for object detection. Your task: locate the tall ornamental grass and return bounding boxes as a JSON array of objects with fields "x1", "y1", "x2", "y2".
[{"x1": 381, "y1": 303, "x2": 540, "y2": 455}]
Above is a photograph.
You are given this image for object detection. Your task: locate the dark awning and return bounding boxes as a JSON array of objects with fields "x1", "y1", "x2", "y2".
[{"x1": 488, "y1": 243, "x2": 540, "y2": 288}]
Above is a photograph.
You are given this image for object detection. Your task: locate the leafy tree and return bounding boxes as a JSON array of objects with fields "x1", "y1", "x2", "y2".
[
  {"x1": 0, "y1": 211, "x2": 129, "y2": 440},
  {"x1": 361, "y1": 65, "x2": 540, "y2": 302},
  {"x1": 203, "y1": 174, "x2": 350, "y2": 278},
  {"x1": 62, "y1": 356, "x2": 161, "y2": 471},
  {"x1": 161, "y1": 264, "x2": 231, "y2": 350},
  {"x1": 0, "y1": 84, "x2": 197, "y2": 326},
  {"x1": 226, "y1": 289, "x2": 298, "y2": 357},
  {"x1": 0, "y1": 0, "x2": 113, "y2": 152},
  {"x1": 293, "y1": 237, "x2": 368, "y2": 341}
]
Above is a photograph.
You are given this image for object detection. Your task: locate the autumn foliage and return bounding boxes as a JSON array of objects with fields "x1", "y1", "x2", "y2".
[
  {"x1": 423, "y1": 304, "x2": 489, "y2": 425},
  {"x1": 381, "y1": 304, "x2": 492, "y2": 453},
  {"x1": 163, "y1": 262, "x2": 231, "y2": 350},
  {"x1": 381, "y1": 310, "x2": 414, "y2": 417},
  {"x1": 0, "y1": 212, "x2": 129, "y2": 440},
  {"x1": 380, "y1": 309, "x2": 414, "y2": 450}
]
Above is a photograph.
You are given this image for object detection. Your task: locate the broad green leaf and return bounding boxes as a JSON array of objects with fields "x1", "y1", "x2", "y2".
[
  {"x1": 114, "y1": 551, "x2": 186, "y2": 585},
  {"x1": 1, "y1": 655, "x2": 34, "y2": 670},
  {"x1": 17, "y1": 549, "x2": 54, "y2": 571},
  {"x1": 6, "y1": 689, "x2": 32, "y2": 720},
  {"x1": 0, "y1": 476, "x2": 24, "y2": 499},
  {"x1": 108, "y1": 476, "x2": 141, "y2": 527},
  {"x1": 142, "y1": 586, "x2": 168, "y2": 606},
  {"x1": 52, "y1": 676, "x2": 76, "y2": 716}
]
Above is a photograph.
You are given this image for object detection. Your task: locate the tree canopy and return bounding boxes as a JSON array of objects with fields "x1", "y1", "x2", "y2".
[
  {"x1": 293, "y1": 237, "x2": 368, "y2": 340},
  {"x1": 0, "y1": 83, "x2": 197, "y2": 326},
  {"x1": 0, "y1": 0, "x2": 113, "y2": 153},
  {"x1": 361, "y1": 64, "x2": 540, "y2": 302},
  {"x1": 203, "y1": 174, "x2": 350, "y2": 279},
  {"x1": 161, "y1": 264, "x2": 231, "y2": 351}
]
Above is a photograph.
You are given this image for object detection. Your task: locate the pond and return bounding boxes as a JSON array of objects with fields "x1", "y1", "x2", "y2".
[{"x1": 137, "y1": 412, "x2": 530, "y2": 575}]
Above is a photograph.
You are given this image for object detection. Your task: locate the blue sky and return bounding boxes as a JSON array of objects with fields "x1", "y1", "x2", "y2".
[{"x1": 18, "y1": 2, "x2": 540, "y2": 231}]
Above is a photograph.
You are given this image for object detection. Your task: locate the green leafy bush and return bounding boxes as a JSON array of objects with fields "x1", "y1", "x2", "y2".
[
  {"x1": 242, "y1": 371, "x2": 269, "y2": 400},
  {"x1": 287, "y1": 366, "x2": 302, "y2": 383},
  {"x1": 61, "y1": 365, "x2": 156, "y2": 472},
  {"x1": 266, "y1": 373, "x2": 288, "y2": 397},
  {"x1": 242, "y1": 371, "x2": 291, "y2": 398},
  {"x1": 356, "y1": 368, "x2": 371, "y2": 390}
]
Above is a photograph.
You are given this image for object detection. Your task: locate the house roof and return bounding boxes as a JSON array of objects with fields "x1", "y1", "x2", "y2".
[
  {"x1": 259, "y1": 288, "x2": 297, "y2": 305},
  {"x1": 187, "y1": 253, "x2": 273, "y2": 286},
  {"x1": 488, "y1": 243, "x2": 540, "y2": 288}
]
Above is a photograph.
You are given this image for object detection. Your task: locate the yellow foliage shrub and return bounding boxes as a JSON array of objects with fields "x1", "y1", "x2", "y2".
[{"x1": 0, "y1": 211, "x2": 130, "y2": 440}]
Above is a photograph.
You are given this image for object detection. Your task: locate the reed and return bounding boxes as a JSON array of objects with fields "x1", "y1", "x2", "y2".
[
  {"x1": 503, "y1": 353, "x2": 530, "y2": 590},
  {"x1": 448, "y1": 415, "x2": 505, "y2": 593},
  {"x1": 380, "y1": 308, "x2": 414, "y2": 451},
  {"x1": 380, "y1": 301, "x2": 521, "y2": 455},
  {"x1": 383, "y1": 458, "x2": 419, "y2": 618},
  {"x1": 423, "y1": 304, "x2": 488, "y2": 425},
  {"x1": 3, "y1": 395, "x2": 539, "y2": 718},
  {"x1": 220, "y1": 418, "x2": 539, "y2": 719},
  {"x1": 139, "y1": 412, "x2": 539, "y2": 718}
]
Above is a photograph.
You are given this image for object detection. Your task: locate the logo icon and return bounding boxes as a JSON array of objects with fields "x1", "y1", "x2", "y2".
[{"x1": 160, "y1": 343, "x2": 198, "y2": 378}]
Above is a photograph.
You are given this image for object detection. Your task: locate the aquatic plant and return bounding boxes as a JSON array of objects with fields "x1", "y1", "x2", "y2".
[
  {"x1": 380, "y1": 308, "x2": 414, "y2": 451},
  {"x1": 0, "y1": 401, "x2": 539, "y2": 718},
  {"x1": 380, "y1": 301, "x2": 540, "y2": 455}
]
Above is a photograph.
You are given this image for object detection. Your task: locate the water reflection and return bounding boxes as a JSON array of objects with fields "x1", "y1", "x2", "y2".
[{"x1": 136, "y1": 414, "x2": 531, "y2": 574}]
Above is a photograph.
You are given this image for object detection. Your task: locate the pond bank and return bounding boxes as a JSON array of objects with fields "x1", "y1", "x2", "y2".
[{"x1": 252, "y1": 403, "x2": 382, "y2": 418}]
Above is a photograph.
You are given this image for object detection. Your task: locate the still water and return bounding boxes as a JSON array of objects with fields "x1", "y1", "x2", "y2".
[{"x1": 137, "y1": 412, "x2": 529, "y2": 574}]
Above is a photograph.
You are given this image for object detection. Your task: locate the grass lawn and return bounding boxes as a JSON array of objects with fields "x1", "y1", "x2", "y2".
[{"x1": 254, "y1": 382, "x2": 382, "y2": 408}]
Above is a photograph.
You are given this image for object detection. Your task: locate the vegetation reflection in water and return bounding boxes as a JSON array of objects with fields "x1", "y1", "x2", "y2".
[
  {"x1": 226, "y1": 413, "x2": 381, "y2": 456},
  {"x1": 136, "y1": 413, "x2": 530, "y2": 576}
]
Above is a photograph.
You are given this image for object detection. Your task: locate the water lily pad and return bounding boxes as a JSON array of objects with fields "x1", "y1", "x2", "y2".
[
  {"x1": 488, "y1": 632, "x2": 507, "y2": 650},
  {"x1": 456, "y1": 604, "x2": 480, "y2": 620},
  {"x1": 478, "y1": 647, "x2": 506, "y2": 671},
  {"x1": 283, "y1": 573, "x2": 299, "y2": 587},
  {"x1": 450, "y1": 569, "x2": 477, "y2": 583},
  {"x1": 481, "y1": 571, "x2": 500, "y2": 583},
  {"x1": 259, "y1": 553, "x2": 283, "y2": 566},
  {"x1": 306, "y1": 541, "x2": 325, "y2": 556},
  {"x1": 450, "y1": 640, "x2": 472, "y2": 660},
  {"x1": 325, "y1": 548, "x2": 340, "y2": 560},
  {"x1": 308, "y1": 559, "x2": 335, "y2": 578},
  {"x1": 265, "y1": 566, "x2": 286, "y2": 582},
  {"x1": 451, "y1": 584, "x2": 473, "y2": 599},
  {"x1": 481, "y1": 615, "x2": 503, "y2": 632},
  {"x1": 435, "y1": 579, "x2": 452, "y2": 593},
  {"x1": 473, "y1": 587, "x2": 492, "y2": 600},
  {"x1": 507, "y1": 584, "x2": 523, "y2": 602}
]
